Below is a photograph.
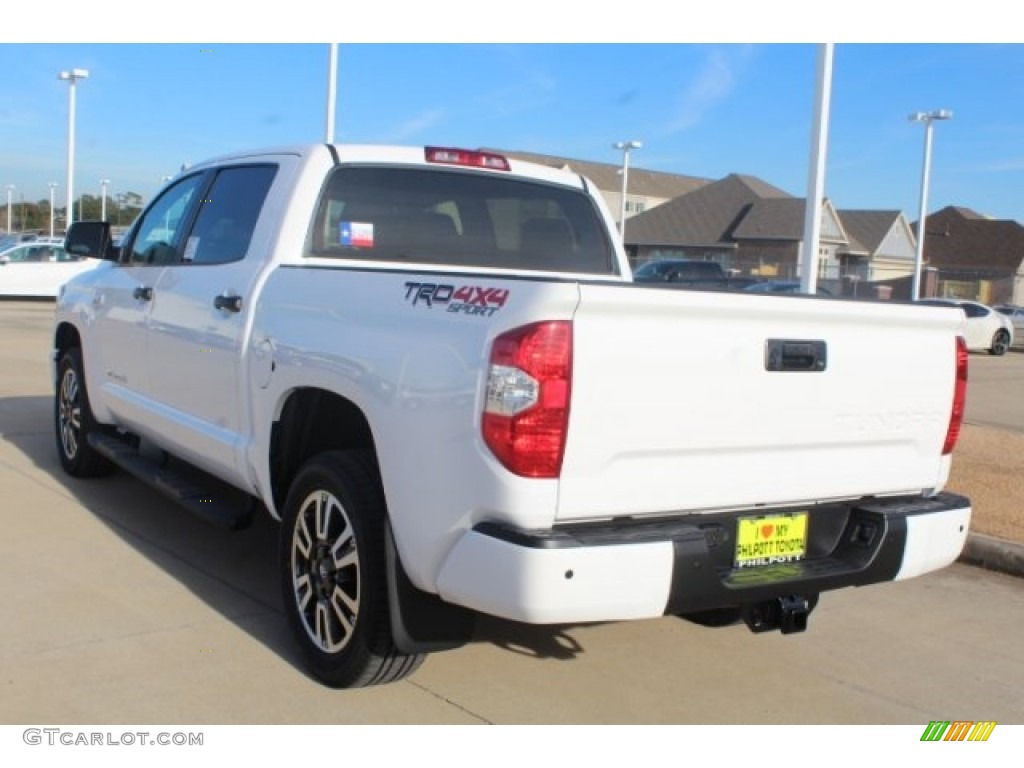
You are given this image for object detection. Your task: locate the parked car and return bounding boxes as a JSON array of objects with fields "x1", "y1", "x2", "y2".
[
  {"x1": 918, "y1": 298, "x2": 1014, "y2": 355},
  {"x1": 0, "y1": 233, "x2": 37, "y2": 250},
  {"x1": 0, "y1": 241, "x2": 101, "y2": 298},
  {"x1": 744, "y1": 280, "x2": 833, "y2": 297},
  {"x1": 993, "y1": 305, "x2": 1024, "y2": 345}
]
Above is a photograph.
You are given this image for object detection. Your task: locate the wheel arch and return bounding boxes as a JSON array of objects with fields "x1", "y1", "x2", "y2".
[
  {"x1": 268, "y1": 389, "x2": 476, "y2": 657},
  {"x1": 53, "y1": 321, "x2": 83, "y2": 380},
  {"x1": 268, "y1": 387, "x2": 379, "y2": 515}
]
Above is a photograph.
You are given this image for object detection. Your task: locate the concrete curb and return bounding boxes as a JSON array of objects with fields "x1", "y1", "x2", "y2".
[{"x1": 958, "y1": 533, "x2": 1024, "y2": 579}]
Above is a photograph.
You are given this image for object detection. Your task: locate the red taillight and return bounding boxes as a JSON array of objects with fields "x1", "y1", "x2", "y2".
[
  {"x1": 942, "y1": 335, "x2": 969, "y2": 455},
  {"x1": 425, "y1": 146, "x2": 511, "y2": 171},
  {"x1": 482, "y1": 321, "x2": 572, "y2": 478}
]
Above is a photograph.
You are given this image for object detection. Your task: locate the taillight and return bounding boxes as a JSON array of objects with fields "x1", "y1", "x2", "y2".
[
  {"x1": 425, "y1": 146, "x2": 511, "y2": 171},
  {"x1": 942, "y1": 335, "x2": 968, "y2": 455},
  {"x1": 482, "y1": 321, "x2": 572, "y2": 478}
]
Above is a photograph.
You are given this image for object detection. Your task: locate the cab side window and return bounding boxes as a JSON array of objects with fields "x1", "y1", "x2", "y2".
[
  {"x1": 129, "y1": 175, "x2": 205, "y2": 266},
  {"x1": 183, "y1": 165, "x2": 277, "y2": 265}
]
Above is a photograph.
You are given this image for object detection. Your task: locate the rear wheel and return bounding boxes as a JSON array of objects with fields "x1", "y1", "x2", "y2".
[
  {"x1": 279, "y1": 451, "x2": 424, "y2": 688},
  {"x1": 55, "y1": 347, "x2": 112, "y2": 478},
  {"x1": 989, "y1": 329, "x2": 1010, "y2": 356}
]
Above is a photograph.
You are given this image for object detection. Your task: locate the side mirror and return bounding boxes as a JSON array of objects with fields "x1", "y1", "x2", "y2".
[
  {"x1": 0, "y1": 255, "x2": 8, "y2": 266},
  {"x1": 65, "y1": 221, "x2": 121, "y2": 262}
]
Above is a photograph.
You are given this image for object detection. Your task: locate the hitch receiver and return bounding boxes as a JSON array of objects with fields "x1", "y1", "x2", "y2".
[{"x1": 742, "y1": 595, "x2": 812, "y2": 635}]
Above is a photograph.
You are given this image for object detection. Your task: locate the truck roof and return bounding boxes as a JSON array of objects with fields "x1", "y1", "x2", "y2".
[{"x1": 178, "y1": 144, "x2": 589, "y2": 191}]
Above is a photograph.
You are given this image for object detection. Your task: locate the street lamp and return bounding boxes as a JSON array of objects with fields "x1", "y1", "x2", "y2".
[
  {"x1": 48, "y1": 183, "x2": 58, "y2": 237},
  {"x1": 58, "y1": 68, "x2": 89, "y2": 229},
  {"x1": 909, "y1": 109, "x2": 953, "y2": 300},
  {"x1": 5, "y1": 184, "x2": 13, "y2": 234},
  {"x1": 100, "y1": 178, "x2": 110, "y2": 221},
  {"x1": 612, "y1": 140, "x2": 642, "y2": 242}
]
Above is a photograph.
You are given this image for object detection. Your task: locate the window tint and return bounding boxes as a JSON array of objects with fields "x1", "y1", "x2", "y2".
[
  {"x1": 182, "y1": 165, "x2": 277, "y2": 265},
  {"x1": 128, "y1": 175, "x2": 205, "y2": 265},
  {"x1": 308, "y1": 166, "x2": 617, "y2": 275}
]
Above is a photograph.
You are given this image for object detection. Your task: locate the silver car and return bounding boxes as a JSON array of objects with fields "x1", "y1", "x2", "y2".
[{"x1": 994, "y1": 305, "x2": 1024, "y2": 346}]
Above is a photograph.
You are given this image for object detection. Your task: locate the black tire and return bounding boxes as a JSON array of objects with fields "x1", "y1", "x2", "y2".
[
  {"x1": 279, "y1": 451, "x2": 424, "y2": 688},
  {"x1": 989, "y1": 329, "x2": 1010, "y2": 356},
  {"x1": 55, "y1": 347, "x2": 112, "y2": 478}
]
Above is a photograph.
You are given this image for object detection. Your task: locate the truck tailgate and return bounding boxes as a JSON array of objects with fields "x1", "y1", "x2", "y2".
[{"x1": 557, "y1": 284, "x2": 963, "y2": 521}]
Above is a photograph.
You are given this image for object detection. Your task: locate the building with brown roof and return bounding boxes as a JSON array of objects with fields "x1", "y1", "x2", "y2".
[
  {"x1": 494, "y1": 149, "x2": 1022, "y2": 302},
  {"x1": 836, "y1": 210, "x2": 917, "y2": 283},
  {"x1": 915, "y1": 206, "x2": 1024, "y2": 305},
  {"x1": 623, "y1": 174, "x2": 918, "y2": 295}
]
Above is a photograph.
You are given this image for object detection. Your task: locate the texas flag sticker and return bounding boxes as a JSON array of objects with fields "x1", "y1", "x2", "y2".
[{"x1": 339, "y1": 221, "x2": 374, "y2": 248}]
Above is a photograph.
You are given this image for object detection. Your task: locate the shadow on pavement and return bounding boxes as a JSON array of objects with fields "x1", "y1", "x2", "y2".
[{"x1": 0, "y1": 393, "x2": 598, "y2": 683}]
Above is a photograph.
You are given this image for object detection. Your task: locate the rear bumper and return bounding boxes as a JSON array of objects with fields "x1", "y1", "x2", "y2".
[{"x1": 435, "y1": 493, "x2": 971, "y2": 624}]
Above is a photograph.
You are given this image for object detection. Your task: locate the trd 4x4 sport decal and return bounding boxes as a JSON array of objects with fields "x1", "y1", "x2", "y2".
[{"x1": 403, "y1": 282, "x2": 509, "y2": 317}]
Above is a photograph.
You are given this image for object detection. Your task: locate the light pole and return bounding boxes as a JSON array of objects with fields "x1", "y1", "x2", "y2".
[
  {"x1": 612, "y1": 140, "x2": 642, "y2": 242},
  {"x1": 100, "y1": 178, "x2": 110, "y2": 221},
  {"x1": 326, "y1": 43, "x2": 338, "y2": 143},
  {"x1": 909, "y1": 109, "x2": 952, "y2": 300},
  {"x1": 5, "y1": 184, "x2": 13, "y2": 234},
  {"x1": 58, "y1": 68, "x2": 89, "y2": 229},
  {"x1": 48, "y1": 183, "x2": 58, "y2": 237}
]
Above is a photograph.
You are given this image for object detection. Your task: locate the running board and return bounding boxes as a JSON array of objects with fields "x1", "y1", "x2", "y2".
[{"x1": 87, "y1": 431, "x2": 254, "y2": 530}]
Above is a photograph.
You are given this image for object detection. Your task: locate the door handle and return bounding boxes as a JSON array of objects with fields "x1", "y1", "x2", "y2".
[
  {"x1": 765, "y1": 339, "x2": 827, "y2": 372},
  {"x1": 133, "y1": 285, "x2": 153, "y2": 302},
  {"x1": 214, "y1": 293, "x2": 243, "y2": 313}
]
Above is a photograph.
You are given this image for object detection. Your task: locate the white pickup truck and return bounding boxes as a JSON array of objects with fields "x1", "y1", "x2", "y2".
[{"x1": 55, "y1": 144, "x2": 972, "y2": 688}]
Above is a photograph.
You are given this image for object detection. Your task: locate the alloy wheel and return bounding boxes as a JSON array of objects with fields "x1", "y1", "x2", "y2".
[{"x1": 290, "y1": 489, "x2": 361, "y2": 654}]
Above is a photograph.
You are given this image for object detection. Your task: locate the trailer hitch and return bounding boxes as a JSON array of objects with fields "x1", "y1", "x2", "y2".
[{"x1": 742, "y1": 595, "x2": 812, "y2": 635}]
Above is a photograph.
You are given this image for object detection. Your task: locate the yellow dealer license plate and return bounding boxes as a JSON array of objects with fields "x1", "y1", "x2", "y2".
[{"x1": 735, "y1": 512, "x2": 808, "y2": 568}]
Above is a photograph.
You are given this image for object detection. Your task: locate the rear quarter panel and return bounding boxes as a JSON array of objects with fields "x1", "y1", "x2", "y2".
[{"x1": 250, "y1": 266, "x2": 582, "y2": 590}]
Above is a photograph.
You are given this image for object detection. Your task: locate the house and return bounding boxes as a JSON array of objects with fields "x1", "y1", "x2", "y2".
[
  {"x1": 622, "y1": 173, "x2": 794, "y2": 268},
  {"x1": 490, "y1": 149, "x2": 926, "y2": 298},
  {"x1": 835, "y1": 210, "x2": 918, "y2": 284},
  {"x1": 622, "y1": 173, "x2": 918, "y2": 296},
  {"x1": 488, "y1": 149, "x2": 710, "y2": 227},
  {"x1": 914, "y1": 206, "x2": 1024, "y2": 305}
]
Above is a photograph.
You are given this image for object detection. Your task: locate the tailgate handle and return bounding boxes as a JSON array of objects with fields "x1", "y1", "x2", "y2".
[{"x1": 765, "y1": 339, "x2": 827, "y2": 372}]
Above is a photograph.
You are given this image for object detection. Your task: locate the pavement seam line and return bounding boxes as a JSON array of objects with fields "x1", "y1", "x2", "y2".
[{"x1": 406, "y1": 680, "x2": 495, "y2": 724}]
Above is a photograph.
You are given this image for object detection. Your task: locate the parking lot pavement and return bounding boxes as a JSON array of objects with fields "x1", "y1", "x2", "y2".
[
  {"x1": 0, "y1": 397, "x2": 483, "y2": 723},
  {"x1": 963, "y1": 348, "x2": 1024, "y2": 433},
  {"x1": 949, "y1": 350, "x2": 1024, "y2": 578}
]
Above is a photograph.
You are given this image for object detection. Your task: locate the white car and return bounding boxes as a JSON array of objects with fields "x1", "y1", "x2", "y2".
[
  {"x1": 0, "y1": 241, "x2": 101, "y2": 298},
  {"x1": 919, "y1": 298, "x2": 1015, "y2": 355}
]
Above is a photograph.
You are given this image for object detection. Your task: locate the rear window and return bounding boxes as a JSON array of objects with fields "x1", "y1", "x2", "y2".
[{"x1": 307, "y1": 166, "x2": 617, "y2": 275}]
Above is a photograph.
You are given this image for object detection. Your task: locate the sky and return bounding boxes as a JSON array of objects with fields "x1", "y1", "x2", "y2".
[{"x1": 2, "y1": 4, "x2": 1022, "y2": 228}]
